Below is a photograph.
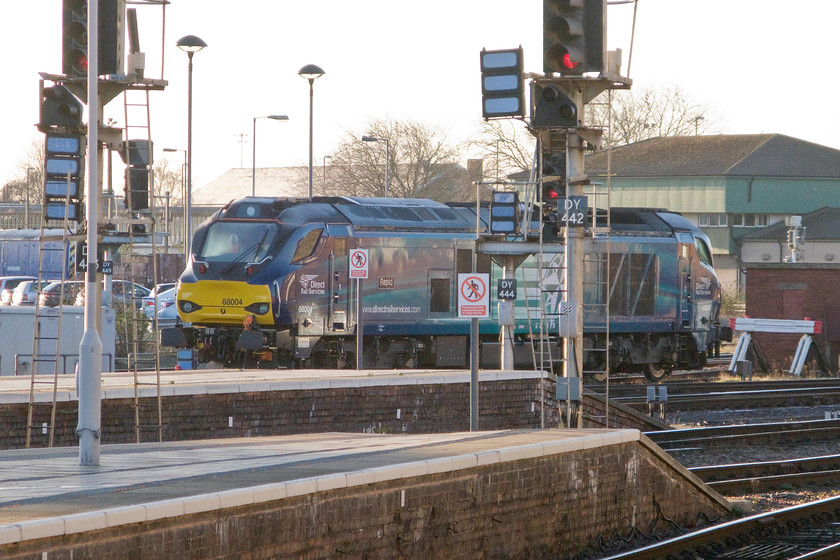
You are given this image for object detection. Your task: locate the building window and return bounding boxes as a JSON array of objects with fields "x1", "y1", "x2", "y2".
[
  {"x1": 699, "y1": 212, "x2": 727, "y2": 227},
  {"x1": 731, "y1": 213, "x2": 768, "y2": 227}
]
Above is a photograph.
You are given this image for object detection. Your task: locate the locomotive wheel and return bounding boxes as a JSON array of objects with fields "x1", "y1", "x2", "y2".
[{"x1": 643, "y1": 363, "x2": 669, "y2": 382}]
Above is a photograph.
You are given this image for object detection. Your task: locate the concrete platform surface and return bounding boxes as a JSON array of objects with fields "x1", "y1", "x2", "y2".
[
  {"x1": 0, "y1": 429, "x2": 640, "y2": 543},
  {"x1": 0, "y1": 367, "x2": 549, "y2": 403}
]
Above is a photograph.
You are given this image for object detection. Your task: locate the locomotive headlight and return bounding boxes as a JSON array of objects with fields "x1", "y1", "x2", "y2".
[
  {"x1": 244, "y1": 302, "x2": 270, "y2": 315},
  {"x1": 179, "y1": 300, "x2": 202, "y2": 313}
]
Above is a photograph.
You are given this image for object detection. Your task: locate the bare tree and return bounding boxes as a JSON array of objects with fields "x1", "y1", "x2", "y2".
[
  {"x1": 586, "y1": 85, "x2": 715, "y2": 147},
  {"x1": 468, "y1": 119, "x2": 536, "y2": 183},
  {"x1": 323, "y1": 118, "x2": 473, "y2": 202},
  {"x1": 467, "y1": 85, "x2": 717, "y2": 186},
  {"x1": 153, "y1": 158, "x2": 184, "y2": 207},
  {"x1": 1, "y1": 139, "x2": 44, "y2": 203}
]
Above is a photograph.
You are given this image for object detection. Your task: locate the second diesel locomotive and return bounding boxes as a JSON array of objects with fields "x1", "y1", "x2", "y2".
[{"x1": 168, "y1": 196, "x2": 727, "y2": 379}]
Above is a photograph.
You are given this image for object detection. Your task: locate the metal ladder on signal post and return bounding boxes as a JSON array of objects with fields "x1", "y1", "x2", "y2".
[
  {"x1": 123, "y1": 86, "x2": 162, "y2": 443},
  {"x1": 515, "y1": 146, "x2": 565, "y2": 378},
  {"x1": 25, "y1": 204, "x2": 75, "y2": 448},
  {"x1": 581, "y1": 90, "x2": 614, "y2": 426},
  {"x1": 580, "y1": 192, "x2": 612, "y2": 383}
]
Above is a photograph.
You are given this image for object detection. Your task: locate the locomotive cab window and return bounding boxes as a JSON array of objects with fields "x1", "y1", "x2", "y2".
[
  {"x1": 291, "y1": 228, "x2": 323, "y2": 264},
  {"x1": 695, "y1": 237, "x2": 714, "y2": 267},
  {"x1": 198, "y1": 222, "x2": 278, "y2": 263}
]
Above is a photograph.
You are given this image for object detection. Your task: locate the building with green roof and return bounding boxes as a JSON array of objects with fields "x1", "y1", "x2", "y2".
[{"x1": 586, "y1": 134, "x2": 840, "y2": 287}]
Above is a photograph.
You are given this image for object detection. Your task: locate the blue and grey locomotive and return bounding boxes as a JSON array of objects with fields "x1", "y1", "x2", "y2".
[{"x1": 170, "y1": 196, "x2": 727, "y2": 379}]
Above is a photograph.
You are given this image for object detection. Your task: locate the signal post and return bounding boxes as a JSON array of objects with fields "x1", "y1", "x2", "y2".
[
  {"x1": 481, "y1": 0, "x2": 630, "y2": 427},
  {"x1": 39, "y1": 0, "x2": 167, "y2": 464}
]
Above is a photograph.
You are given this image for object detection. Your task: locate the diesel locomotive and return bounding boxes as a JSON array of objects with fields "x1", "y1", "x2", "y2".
[{"x1": 168, "y1": 196, "x2": 728, "y2": 380}]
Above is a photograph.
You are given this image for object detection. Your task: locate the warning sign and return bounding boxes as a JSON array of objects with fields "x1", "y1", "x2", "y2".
[
  {"x1": 350, "y1": 249, "x2": 369, "y2": 279},
  {"x1": 458, "y1": 273, "x2": 489, "y2": 318}
]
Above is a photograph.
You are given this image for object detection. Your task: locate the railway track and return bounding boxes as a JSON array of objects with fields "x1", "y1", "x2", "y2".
[
  {"x1": 600, "y1": 495, "x2": 840, "y2": 559},
  {"x1": 690, "y1": 454, "x2": 840, "y2": 495},
  {"x1": 591, "y1": 378, "x2": 840, "y2": 412},
  {"x1": 644, "y1": 419, "x2": 840, "y2": 451}
]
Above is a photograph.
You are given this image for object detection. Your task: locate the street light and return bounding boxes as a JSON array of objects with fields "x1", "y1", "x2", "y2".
[
  {"x1": 298, "y1": 64, "x2": 325, "y2": 200},
  {"x1": 252, "y1": 114, "x2": 289, "y2": 196},
  {"x1": 26, "y1": 166, "x2": 35, "y2": 228},
  {"x1": 693, "y1": 115, "x2": 705, "y2": 135},
  {"x1": 361, "y1": 136, "x2": 390, "y2": 198},
  {"x1": 322, "y1": 155, "x2": 331, "y2": 195},
  {"x1": 163, "y1": 147, "x2": 187, "y2": 252},
  {"x1": 176, "y1": 34, "x2": 207, "y2": 262}
]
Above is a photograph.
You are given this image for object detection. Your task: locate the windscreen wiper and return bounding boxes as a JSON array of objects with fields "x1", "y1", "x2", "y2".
[{"x1": 220, "y1": 230, "x2": 270, "y2": 274}]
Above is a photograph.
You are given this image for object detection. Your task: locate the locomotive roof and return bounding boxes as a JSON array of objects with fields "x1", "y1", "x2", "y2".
[
  {"x1": 218, "y1": 197, "x2": 700, "y2": 237},
  {"x1": 594, "y1": 208, "x2": 698, "y2": 235},
  {"x1": 221, "y1": 196, "x2": 483, "y2": 233},
  {"x1": 330, "y1": 197, "x2": 480, "y2": 232}
]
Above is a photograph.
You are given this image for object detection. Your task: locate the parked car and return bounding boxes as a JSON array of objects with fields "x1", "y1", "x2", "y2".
[
  {"x1": 0, "y1": 289, "x2": 14, "y2": 306},
  {"x1": 146, "y1": 287, "x2": 181, "y2": 329},
  {"x1": 155, "y1": 288, "x2": 186, "y2": 330},
  {"x1": 75, "y1": 280, "x2": 151, "y2": 308},
  {"x1": 141, "y1": 283, "x2": 177, "y2": 320},
  {"x1": 0, "y1": 276, "x2": 37, "y2": 306},
  {"x1": 39, "y1": 280, "x2": 85, "y2": 307},
  {"x1": 11, "y1": 280, "x2": 49, "y2": 306}
]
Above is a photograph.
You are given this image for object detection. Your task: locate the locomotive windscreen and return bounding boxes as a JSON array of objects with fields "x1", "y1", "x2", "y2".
[{"x1": 197, "y1": 221, "x2": 278, "y2": 263}]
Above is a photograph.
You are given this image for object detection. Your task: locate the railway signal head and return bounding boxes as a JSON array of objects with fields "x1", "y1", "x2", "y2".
[
  {"x1": 532, "y1": 84, "x2": 578, "y2": 129},
  {"x1": 480, "y1": 47, "x2": 526, "y2": 119},
  {"x1": 62, "y1": 0, "x2": 126, "y2": 79},
  {"x1": 543, "y1": 0, "x2": 606, "y2": 76},
  {"x1": 541, "y1": 152, "x2": 565, "y2": 211},
  {"x1": 62, "y1": 0, "x2": 88, "y2": 78},
  {"x1": 39, "y1": 84, "x2": 84, "y2": 132},
  {"x1": 490, "y1": 190, "x2": 520, "y2": 235},
  {"x1": 123, "y1": 139, "x2": 151, "y2": 211},
  {"x1": 43, "y1": 132, "x2": 85, "y2": 223}
]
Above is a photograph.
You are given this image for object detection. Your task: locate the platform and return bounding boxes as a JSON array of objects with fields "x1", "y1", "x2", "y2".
[
  {"x1": 0, "y1": 429, "x2": 730, "y2": 558},
  {"x1": 0, "y1": 367, "x2": 550, "y2": 402}
]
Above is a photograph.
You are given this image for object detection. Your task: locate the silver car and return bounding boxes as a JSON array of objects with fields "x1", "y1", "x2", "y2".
[
  {"x1": 0, "y1": 276, "x2": 36, "y2": 305},
  {"x1": 11, "y1": 280, "x2": 49, "y2": 306},
  {"x1": 141, "y1": 283, "x2": 177, "y2": 320}
]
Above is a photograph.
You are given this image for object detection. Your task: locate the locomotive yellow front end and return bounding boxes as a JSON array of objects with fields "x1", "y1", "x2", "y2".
[
  {"x1": 177, "y1": 280, "x2": 273, "y2": 327},
  {"x1": 175, "y1": 200, "x2": 289, "y2": 330}
]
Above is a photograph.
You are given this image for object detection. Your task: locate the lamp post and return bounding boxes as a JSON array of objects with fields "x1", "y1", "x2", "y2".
[
  {"x1": 693, "y1": 115, "x2": 705, "y2": 135},
  {"x1": 298, "y1": 64, "x2": 325, "y2": 200},
  {"x1": 322, "y1": 155, "x2": 331, "y2": 195},
  {"x1": 176, "y1": 34, "x2": 207, "y2": 262},
  {"x1": 163, "y1": 147, "x2": 187, "y2": 253},
  {"x1": 26, "y1": 166, "x2": 35, "y2": 228},
  {"x1": 361, "y1": 136, "x2": 390, "y2": 198},
  {"x1": 252, "y1": 114, "x2": 289, "y2": 196}
]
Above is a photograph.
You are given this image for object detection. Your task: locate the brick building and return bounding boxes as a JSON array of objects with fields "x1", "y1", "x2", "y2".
[{"x1": 739, "y1": 207, "x2": 840, "y2": 370}]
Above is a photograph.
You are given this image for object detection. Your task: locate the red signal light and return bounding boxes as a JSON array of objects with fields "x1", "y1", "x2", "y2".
[
  {"x1": 73, "y1": 54, "x2": 88, "y2": 73},
  {"x1": 545, "y1": 186, "x2": 560, "y2": 199},
  {"x1": 63, "y1": 49, "x2": 88, "y2": 75},
  {"x1": 562, "y1": 53, "x2": 579, "y2": 71}
]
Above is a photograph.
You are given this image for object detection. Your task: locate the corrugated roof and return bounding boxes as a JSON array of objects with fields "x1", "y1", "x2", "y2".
[
  {"x1": 193, "y1": 167, "x2": 308, "y2": 205},
  {"x1": 586, "y1": 134, "x2": 840, "y2": 178},
  {"x1": 740, "y1": 206, "x2": 840, "y2": 241}
]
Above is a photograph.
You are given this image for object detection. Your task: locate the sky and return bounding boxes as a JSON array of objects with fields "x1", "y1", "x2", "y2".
[{"x1": 4, "y1": 1, "x2": 840, "y2": 191}]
